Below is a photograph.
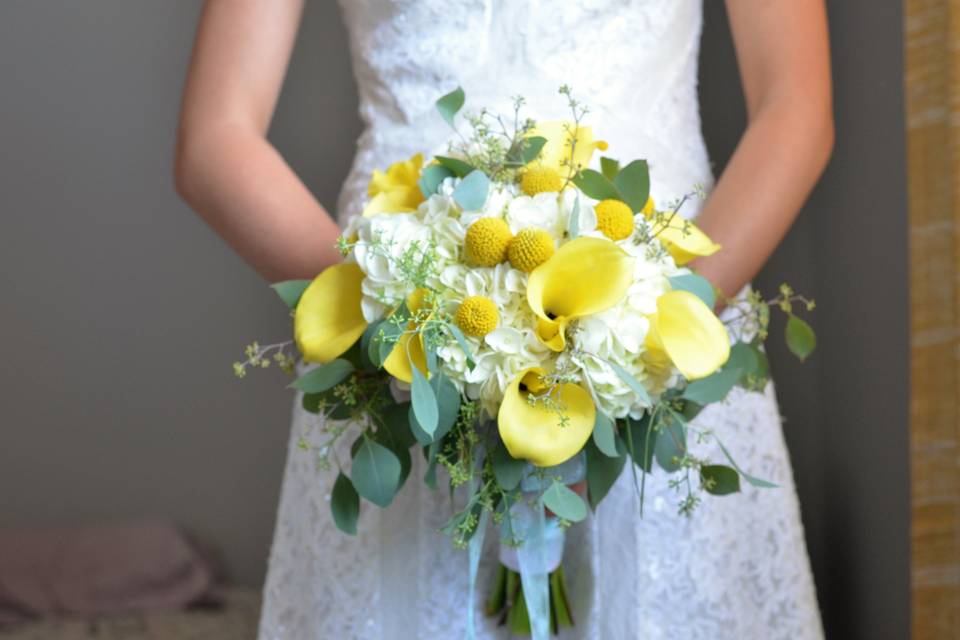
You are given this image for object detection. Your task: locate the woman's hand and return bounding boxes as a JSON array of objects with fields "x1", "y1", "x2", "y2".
[
  {"x1": 691, "y1": 1, "x2": 833, "y2": 299},
  {"x1": 175, "y1": 0, "x2": 343, "y2": 282}
]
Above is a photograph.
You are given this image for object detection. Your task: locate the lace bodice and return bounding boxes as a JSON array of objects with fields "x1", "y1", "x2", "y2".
[
  {"x1": 335, "y1": 0, "x2": 712, "y2": 222},
  {"x1": 258, "y1": 2, "x2": 823, "y2": 638}
]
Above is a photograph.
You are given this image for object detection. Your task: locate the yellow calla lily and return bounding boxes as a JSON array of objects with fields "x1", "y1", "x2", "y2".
[
  {"x1": 294, "y1": 263, "x2": 368, "y2": 363},
  {"x1": 527, "y1": 121, "x2": 608, "y2": 177},
  {"x1": 362, "y1": 153, "x2": 426, "y2": 217},
  {"x1": 527, "y1": 237, "x2": 634, "y2": 351},
  {"x1": 382, "y1": 288, "x2": 431, "y2": 383},
  {"x1": 645, "y1": 290, "x2": 730, "y2": 380},
  {"x1": 655, "y1": 218, "x2": 721, "y2": 266},
  {"x1": 498, "y1": 368, "x2": 596, "y2": 467}
]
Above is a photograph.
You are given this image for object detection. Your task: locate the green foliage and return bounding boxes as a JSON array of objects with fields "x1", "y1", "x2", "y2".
[
  {"x1": 445, "y1": 323, "x2": 476, "y2": 369},
  {"x1": 568, "y1": 195, "x2": 581, "y2": 239},
  {"x1": 599, "y1": 156, "x2": 620, "y2": 181},
  {"x1": 269, "y1": 279, "x2": 311, "y2": 309},
  {"x1": 571, "y1": 169, "x2": 620, "y2": 201},
  {"x1": 668, "y1": 273, "x2": 716, "y2": 309},
  {"x1": 608, "y1": 361, "x2": 652, "y2": 405},
  {"x1": 452, "y1": 169, "x2": 490, "y2": 210},
  {"x1": 417, "y1": 164, "x2": 454, "y2": 198},
  {"x1": 491, "y1": 442, "x2": 526, "y2": 491},
  {"x1": 410, "y1": 366, "x2": 438, "y2": 437},
  {"x1": 682, "y1": 366, "x2": 741, "y2": 405},
  {"x1": 331, "y1": 473, "x2": 360, "y2": 535},
  {"x1": 786, "y1": 314, "x2": 817, "y2": 361},
  {"x1": 591, "y1": 411, "x2": 618, "y2": 458},
  {"x1": 623, "y1": 415, "x2": 656, "y2": 473},
  {"x1": 585, "y1": 437, "x2": 626, "y2": 509},
  {"x1": 381, "y1": 402, "x2": 417, "y2": 449},
  {"x1": 716, "y1": 437, "x2": 778, "y2": 488},
  {"x1": 434, "y1": 155, "x2": 475, "y2": 177},
  {"x1": 654, "y1": 412, "x2": 686, "y2": 473},
  {"x1": 700, "y1": 464, "x2": 741, "y2": 496},
  {"x1": 519, "y1": 136, "x2": 547, "y2": 164},
  {"x1": 289, "y1": 359, "x2": 354, "y2": 393},
  {"x1": 542, "y1": 481, "x2": 588, "y2": 523},
  {"x1": 436, "y1": 86, "x2": 465, "y2": 128},
  {"x1": 351, "y1": 439, "x2": 402, "y2": 507},
  {"x1": 613, "y1": 160, "x2": 650, "y2": 213}
]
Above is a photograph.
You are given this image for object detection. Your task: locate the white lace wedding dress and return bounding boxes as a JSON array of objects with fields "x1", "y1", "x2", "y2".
[{"x1": 258, "y1": 1, "x2": 824, "y2": 638}]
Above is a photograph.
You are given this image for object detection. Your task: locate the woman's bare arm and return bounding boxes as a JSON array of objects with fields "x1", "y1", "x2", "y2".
[
  {"x1": 691, "y1": 0, "x2": 834, "y2": 299},
  {"x1": 175, "y1": 0, "x2": 343, "y2": 282}
]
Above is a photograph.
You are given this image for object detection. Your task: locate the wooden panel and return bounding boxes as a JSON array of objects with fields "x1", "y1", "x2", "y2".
[{"x1": 906, "y1": 0, "x2": 960, "y2": 638}]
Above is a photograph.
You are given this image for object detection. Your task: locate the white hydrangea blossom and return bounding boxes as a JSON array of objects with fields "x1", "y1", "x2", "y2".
[{"x1": 348, "y1": 175, "x2": 685, "y2": 419}]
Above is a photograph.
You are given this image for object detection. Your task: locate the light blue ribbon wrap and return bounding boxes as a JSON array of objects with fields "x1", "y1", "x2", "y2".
[
  {"x1": 501, "y1": 453, "x2": 586, "y2": 640},
  {"x1": 466, "y1": 443, "x2": 489, "y2": 640}
]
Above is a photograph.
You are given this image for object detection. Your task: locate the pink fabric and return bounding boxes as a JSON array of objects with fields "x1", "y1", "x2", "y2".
[{"x1": 0, "y1": 520, "x2": 216, "y2": 625}]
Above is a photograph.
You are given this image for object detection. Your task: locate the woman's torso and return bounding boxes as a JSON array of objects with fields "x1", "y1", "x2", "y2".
[{"x1": 335, "y1": 0, "x2": 712, "y2": 220}]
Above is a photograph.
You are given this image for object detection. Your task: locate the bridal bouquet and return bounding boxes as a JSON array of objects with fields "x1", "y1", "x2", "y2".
[{"x1": 236, "y1": 87, "x2": 816, "y2": 638}]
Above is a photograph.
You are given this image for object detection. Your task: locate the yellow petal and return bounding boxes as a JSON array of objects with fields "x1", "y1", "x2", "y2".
[
  {"x1": 649, "y1": 290, "x2": 730, "y2": 380},
  {"x1": 527, "y1": 237, "x2": 634, "y2": 350},
  {"x1": 362, "y1": 186, "x2": 423, "y2": 217},
  {"x1": 368, "y1": 153, "x2": 424, "y2": 196},
  {"x1": 294, "y1": 263, "x2": 368, "y2": 363},
  {"x1": 527, "y1": 121, "x2": 605, "y2": 176},
  {"x1": 382, "y1": 328, "x2": 427, "y2": 384},
  {"x1": 534, "y1": 317, "x2": 568, "y2": 352},
  {"x1": 382, "y1": 288, "x2": 431, "y2": 383},
  {"x1": 498, "y1": 368, "x2": 596, "y2": 467},
  {"x1": 656, "y1": 219, "x2": 721, "y2": 266}
]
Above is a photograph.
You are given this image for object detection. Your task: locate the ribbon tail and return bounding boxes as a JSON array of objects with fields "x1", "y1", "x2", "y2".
[
  {"x1": 466, "y1": 509, "x2": 490, "y2": 639},
  {"x1": 517, "y1": 496, "x2": 551, "y2": 640}
]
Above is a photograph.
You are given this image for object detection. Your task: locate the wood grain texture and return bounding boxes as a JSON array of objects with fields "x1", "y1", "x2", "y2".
[{"x1": 906, "y1": 0, "x2": 960, "y2": 637}]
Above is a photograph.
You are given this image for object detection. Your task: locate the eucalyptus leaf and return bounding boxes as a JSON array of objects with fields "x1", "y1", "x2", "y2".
[
  {"x1": 445, "y1": 323, "x2": 476, "y2": 370},
  {"x1": 653, "y1": 413, "x2": 686, "y2": 473},
  {"x1": 432, "y1": 372, "x2": 461, "y2": 439},
  {"x1": 682, "y1": 366, "x2": 741, "y2": 404},
  {"x1": 331, "y1": 472, "x2": 360, "y2": 535},
  {"x1": 436, "y1": 86, "x2": 465, "y2": 128},
  {"x1": 786, "y1": 314, "x2": 817, "y2": 361},
  {"x1": 668, "y1": 273, "x2": 716, "y2": 309},
  {"x1": 435, "y1": 155, "x2": 475, "y2": 177},
  {"x1": 608, "y1": 361, "x2": 651, "y2": 405},
  {"x1": 360, "y1": 320, "x2": 382, "y2": 370},
  {"x1": 568, "y1": 195, "x2": 581, "y2": 239},
  {"x1": 452, "y1": 170, "x2": 490, "y2": 211},
  {"x1": 381, "y1": 402, "x2": 417, "y2": 449},
  {"x1": 408, "y1": 404, "x2": 434, "y2": 446},
  {"x1": 600, "y1": 156, "x2": 620, "y2": 181},
  {"x1": 700, "y1": 464, "x2": 741, "y2": 496},
  {"x1": 418, "y1": 164, "x2": 454, "y2": 198},
  {"x1": 491, "y1": 443, "x2": 526, "y2": 491},
  {"x1": 289, "y1": 359, "x2": 354, "y2": 393},
  {"x1": 542, "y1": 481, "x2": 588, "y2": 523},
  {"x1": 623, "y1": 415, "x2": 656, "y2": 472},
  {"x1": 351, "y1": 439, "x2": 402, "y2": 507},
  {"x1": 716, "y1": 437, "x2": 778, "y2": 488},
  {"x1": 572, "y1": 169, "x2": 621, "y2": 202},
  {"x1": 520, "y1": 136, "x2": 548, "y2": 164},
  {"x1": 592, "y1": 412, "x2": 618, "y2": 458},
  {"x1": 585, "y1": 437, "x2": 627, "y2": 510},
  {"x1": 613, "y1": 160, "x2": 650, "y2": 213},
  {"x1": 270, "y1": 279, "x2": 311, "y2": 309},
  {"x1": 411, "y1": 366, "x2": 439, "y2": 437}
]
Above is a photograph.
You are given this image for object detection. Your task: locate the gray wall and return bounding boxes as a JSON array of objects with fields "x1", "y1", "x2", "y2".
[
  {"x1": 701, "y1": 4, "x2": 911, "y2": 638},
  {"x1": 0, "y1": 1, "x2": 359, "y2": 585},
  {"x1": 0, "y1": 1, "x2": 909, "y2": 636}
]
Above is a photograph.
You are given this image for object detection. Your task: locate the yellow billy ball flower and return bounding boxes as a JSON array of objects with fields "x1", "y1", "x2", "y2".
[
  {"x1": 520, "y1": 167, "x2": 563, "y2": 196},
  {"x1": 594, "y1": 199, "x2": 635, "y2": 241},
  {"x1": 465, "y1": 217, "x2": 513, "y2": 267},
  {"x1": 455, "y1": 296, "x2": 500, "y2": 338},
  {"x1": 508, "y1": 228, "x2": 555, "y2": 272}
]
